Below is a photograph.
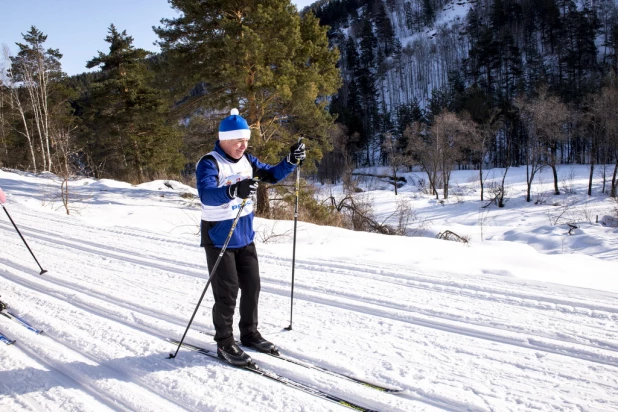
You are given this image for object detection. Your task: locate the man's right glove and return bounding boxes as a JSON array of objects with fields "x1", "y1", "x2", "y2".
[
  {"x1": 228, "y1": 178, "x2": 259, "y2": 199},
  {"x1": 287, "y1": 141, "x2": 306, "y2": 164}
]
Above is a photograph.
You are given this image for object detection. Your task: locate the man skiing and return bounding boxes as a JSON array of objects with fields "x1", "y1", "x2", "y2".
[{"x1": 195, "y1": 108, "x2": 306, "y2": 366}]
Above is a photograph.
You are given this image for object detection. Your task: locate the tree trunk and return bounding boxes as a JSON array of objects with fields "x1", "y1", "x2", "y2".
[
  {"x1": 393, "y1": 167, "x2": 398, "y2": 196},
  {"x1": 526, "y1": 163, "x2": 531, "y2": 202},
  {"x1": 479, "y1": 164, "x2": 484, "y2": 201},
  {"x1": 132, "y1": 139, "x2": 144, "y2": 184},
  {"x1": 256, "y1": 184, "x2": 270, "y2": 217},
  {"x1": 498, "y1": 167, "x2": 509, "y2": 208},
  {"x1": 551, "y1": 146, "x2": 560, "y2": 195},
  {"x1": 610, "y1": 162, "x2": 618, "y2": 199},
  {"x1": 588, "y1": 161, "x2": 594, "y2": 196},
  {"x1": 14, "y1": 95, "x2": 37, "y2": 172},
  {"x1": 443, "y1": 169, "x2": 449, "y2": 199},
  {"x1": 431, "y1": 169, "x2": 438, "y2": 199},
  {"x1": 24, "y1": 68, "x2": 49, "y2": 171}
]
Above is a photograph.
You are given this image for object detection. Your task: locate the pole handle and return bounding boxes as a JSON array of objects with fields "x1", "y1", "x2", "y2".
[{"x1": 296, "y1": 136, "x2": 304, "y2": 166}]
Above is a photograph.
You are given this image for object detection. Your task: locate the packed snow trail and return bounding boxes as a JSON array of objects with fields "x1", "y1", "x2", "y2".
[{"x1": 1, "y1": 172, "x2": 617, "y2": 411}]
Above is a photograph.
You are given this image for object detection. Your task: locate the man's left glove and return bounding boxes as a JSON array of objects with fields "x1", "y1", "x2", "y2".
[{"x1": 287, "y1": 141, "x2": 306, "y2": 164}]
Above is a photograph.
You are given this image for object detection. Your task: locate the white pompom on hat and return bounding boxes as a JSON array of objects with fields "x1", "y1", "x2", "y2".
[{"x1": 219, "y1": 108, "x2": 251, "y2": 140}]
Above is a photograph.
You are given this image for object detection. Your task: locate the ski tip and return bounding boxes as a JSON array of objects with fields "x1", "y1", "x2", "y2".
[{"x1": 271, "y1": 347, "x2": 281, "y2": 356}]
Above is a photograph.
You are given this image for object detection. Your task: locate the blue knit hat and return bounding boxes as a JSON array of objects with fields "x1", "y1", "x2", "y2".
[{"x1": 219, "y1": 108, "x2": 251, "y2": 140}]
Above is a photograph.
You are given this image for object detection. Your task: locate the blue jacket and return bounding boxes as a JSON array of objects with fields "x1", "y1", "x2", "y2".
[{"x1": 196, "y1": 141, "x2": 296, "y2": 248}]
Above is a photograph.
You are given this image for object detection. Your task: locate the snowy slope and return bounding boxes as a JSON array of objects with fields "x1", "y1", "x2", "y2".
[{"x1": 1, "y1": 166, "x2": 617, "y2": 411}]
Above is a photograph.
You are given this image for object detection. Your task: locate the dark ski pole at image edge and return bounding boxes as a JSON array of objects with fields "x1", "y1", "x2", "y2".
[
  {"x1": 168, "y1": 198, "x2": 248, "y2": 359},
  {"x1": 285, "y1": 137, "x2": 303, "y2": 331},
  {"x1": 0, "y1": 188, "x2": 47, "y2": 275}
]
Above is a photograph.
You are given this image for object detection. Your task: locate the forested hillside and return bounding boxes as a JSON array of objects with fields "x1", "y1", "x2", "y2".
[{"x1": 312, "y1": 0, "x2": 618, "y2": 199}]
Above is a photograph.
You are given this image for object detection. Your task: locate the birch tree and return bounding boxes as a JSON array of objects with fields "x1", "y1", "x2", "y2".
[{"x1": 9, "y1": 26, "x2": 63, "y2": 172}]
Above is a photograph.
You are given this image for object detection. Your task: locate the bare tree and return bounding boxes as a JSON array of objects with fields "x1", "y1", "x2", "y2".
[
  {"x1": 431, "y1": 110, "x2": 467, "y2": 199},
  {"x1": 585, "y1": 93, "x2": 605, "y2": 196},
  {"x1": 515, "y1": 95, "x2": 547, "y2": 203},
  {"x1": 382, "y1": 132, "x2": 409, "y2": 195},
  {"x1": 406, "y1": 111, "x2": 467, "y2": 200},
  {"x1": 405, "y1": 121, "x2": 440, "y2": 198},
  {"x1": 529, "y1": 87, "x2": 569, "y2": 195},
  {"x1": 589, "y1": 78, "x2": 618, "y2": 197},
  {"x1": 52, "y1": 118, "x2": 79, "y2": 214},
  {"x1": 460, "y1": 109, "x2": 502, "y2": 201}
]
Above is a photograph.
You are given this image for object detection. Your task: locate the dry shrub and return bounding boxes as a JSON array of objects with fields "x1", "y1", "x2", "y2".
[
  {"x1": 268, "y1": 180, "x2": 345, "y2": 228},
  {"x1": 436, "y1": 230, "x2": 469, "y2": 243}
]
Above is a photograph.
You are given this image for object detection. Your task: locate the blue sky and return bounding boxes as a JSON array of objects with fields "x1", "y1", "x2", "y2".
[{"x1": 1, "y1": 0, "x2": 316, "y2": 77}]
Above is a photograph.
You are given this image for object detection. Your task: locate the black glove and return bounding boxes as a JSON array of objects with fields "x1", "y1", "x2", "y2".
[
  {"x1": 287, "y1": 141, "x2": 306, "y2": 164},
  {"x1": 228, "y1": 178, "x2": 259, "y2": 199}
]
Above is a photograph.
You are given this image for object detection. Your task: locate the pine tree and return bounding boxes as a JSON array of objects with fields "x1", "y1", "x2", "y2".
[
  {"x1": 375, "y1": 3, "x2": 396, "y2": 57},
  {"x1": 155, "y1": 0, "x2": 340, "y2": 162},
  {"x1": 421, "y1": 0, "x2": 435, "y2": 26},
  {"x1": 82, "y1": 25, "x2": 183, "y2": 183}
]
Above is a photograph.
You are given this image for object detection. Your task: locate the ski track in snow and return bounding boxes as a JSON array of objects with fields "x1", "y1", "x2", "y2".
[{"x1": 1, "y1": 198, "x2": 618, "y2": 411}]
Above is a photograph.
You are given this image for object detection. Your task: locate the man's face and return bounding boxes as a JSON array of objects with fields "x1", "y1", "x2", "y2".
[{"x1": 220, "y1": 138, "x2": 249, "y2": 160}]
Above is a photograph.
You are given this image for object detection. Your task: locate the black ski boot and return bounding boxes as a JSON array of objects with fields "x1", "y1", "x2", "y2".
[
  {"x1": 241, "y1": 332, "x2": 279, "y2": 355},
  {"x1": 217, "y1": 343, "x2": 252, "y2": 366}
]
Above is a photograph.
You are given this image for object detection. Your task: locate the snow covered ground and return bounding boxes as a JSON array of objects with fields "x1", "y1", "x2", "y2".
[{"x1": 0, "y1": 164, "x2": 617, "y2": 412}]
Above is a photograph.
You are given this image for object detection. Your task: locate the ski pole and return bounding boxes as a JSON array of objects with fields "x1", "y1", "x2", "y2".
[
  {"x1": 168, "y1": 197, "x2": 249, "y2": 359},
  {"x1": 0, "y1": 188, "x2": 47, "y2": 275},
  {"x1": 285, "y1": 137, "x2": 303, "y2": 331}
]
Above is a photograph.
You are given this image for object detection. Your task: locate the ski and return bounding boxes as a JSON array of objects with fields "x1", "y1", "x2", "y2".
[
  {"x1": 167, "y1": 338, "x2": 379, "y2": 412},
  {"x1": 0, "y1": 331, "x2": 15, "y2": 345},
  {"x1": 198, "y1": 330, "x2": 402, "y2": 393},
  {"x1": 0, "y1": 311, "x2": 43, "y2": 334},
  {"x1": 243, "y1": 344, "x2": 403, "y2": 393},
  {"x1": 0, "y1": 299, "x2": 43, "y2": 335}
]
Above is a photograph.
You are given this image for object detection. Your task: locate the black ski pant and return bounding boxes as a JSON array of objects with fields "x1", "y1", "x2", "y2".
[{"x1": 204, "y1": 242, "x2": 261, "y2": 348}]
